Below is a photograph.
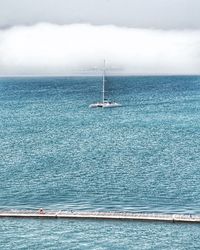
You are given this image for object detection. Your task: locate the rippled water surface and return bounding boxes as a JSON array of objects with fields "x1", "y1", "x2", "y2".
[
  {"x1": 1, "y1": 218, "x2": 200, "y2": 250},
  {"x1": 0, "y1": 76, "x2": 200, "y2": 248}
]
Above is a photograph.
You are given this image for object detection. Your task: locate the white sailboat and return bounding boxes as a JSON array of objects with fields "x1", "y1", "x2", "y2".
[{"x1": 89, "y1": 61, "x2": 122, "y2": 108}]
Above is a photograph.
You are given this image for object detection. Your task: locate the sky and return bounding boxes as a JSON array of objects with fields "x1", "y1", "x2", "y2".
[
  {"x1": 1, "y1": 0, "x2": 200, "y2": 29},
  {"x1": 0, "y1": 0, "x2": 200, "y2": 75}
]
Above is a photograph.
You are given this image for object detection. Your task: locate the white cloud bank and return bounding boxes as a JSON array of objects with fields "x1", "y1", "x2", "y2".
[{"x1": 0, "y1": 23, "x2": 200, "y2": 75}]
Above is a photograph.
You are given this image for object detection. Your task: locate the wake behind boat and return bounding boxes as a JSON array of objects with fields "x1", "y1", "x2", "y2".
[{"x1": 89, "y1": 61, "x2": 122, "y2": 108}]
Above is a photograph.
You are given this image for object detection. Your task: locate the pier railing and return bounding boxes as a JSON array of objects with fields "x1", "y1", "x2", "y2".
[{"x1": 0, "y1": 210, "x2": 199, "y2": 223}]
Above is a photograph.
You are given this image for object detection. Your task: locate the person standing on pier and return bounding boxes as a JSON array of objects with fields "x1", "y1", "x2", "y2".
[{"x1": 39, "y1": 208, "x2": 45, "y2": 214}]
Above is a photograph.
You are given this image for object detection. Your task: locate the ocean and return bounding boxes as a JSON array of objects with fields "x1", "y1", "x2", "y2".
[{"x1": 0, "y1": 76, "x2": 200, "y2": 249}]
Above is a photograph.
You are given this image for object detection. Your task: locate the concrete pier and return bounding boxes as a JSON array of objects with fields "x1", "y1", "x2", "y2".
[{"x1": 0, "y1": 210, "x2": 199, "y2": 224}]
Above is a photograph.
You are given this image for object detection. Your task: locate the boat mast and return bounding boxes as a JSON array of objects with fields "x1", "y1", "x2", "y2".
[{"x1": 102, "y1": 60, "x2": 105, "y2": 103}]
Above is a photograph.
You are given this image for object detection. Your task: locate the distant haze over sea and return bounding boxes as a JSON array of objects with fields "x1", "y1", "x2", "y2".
[{"x1": 0, "y1": 23, "x2": 200, "y2": 76}]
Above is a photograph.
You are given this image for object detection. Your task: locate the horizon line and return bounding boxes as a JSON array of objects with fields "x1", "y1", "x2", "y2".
[{"x1": 0, "y1": 74, "x2": 200, "y2": 78}]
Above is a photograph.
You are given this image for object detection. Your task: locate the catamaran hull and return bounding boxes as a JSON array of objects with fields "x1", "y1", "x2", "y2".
[
  {"x1": 89, "y1": 102, "x2": 122, "y2": 108},
  {"x1": 89, "y1": 60, "x2": 122, "y2": 108}
]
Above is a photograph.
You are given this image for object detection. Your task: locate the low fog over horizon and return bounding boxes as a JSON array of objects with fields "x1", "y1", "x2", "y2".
[
  {"x1": 0, "y1": 0, "x2": 200, "y2": 76},
  {"x1": 0, "y1": 23, "x2": 200, "y2": 76}
]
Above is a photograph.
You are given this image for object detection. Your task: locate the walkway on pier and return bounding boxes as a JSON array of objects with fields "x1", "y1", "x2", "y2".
[{"x1": 0, "y1": 210, "x2": 199, "y2": 224}]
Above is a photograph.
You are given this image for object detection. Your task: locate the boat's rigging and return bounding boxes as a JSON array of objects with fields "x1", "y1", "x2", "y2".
[{"x1": 89, "y1": 60, "x2": 122, "y2": 108}]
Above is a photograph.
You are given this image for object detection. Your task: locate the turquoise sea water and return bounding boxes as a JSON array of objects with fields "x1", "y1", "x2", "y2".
[{"x1": 0, "y1": 76, "x2": 200, "y2": 248}]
